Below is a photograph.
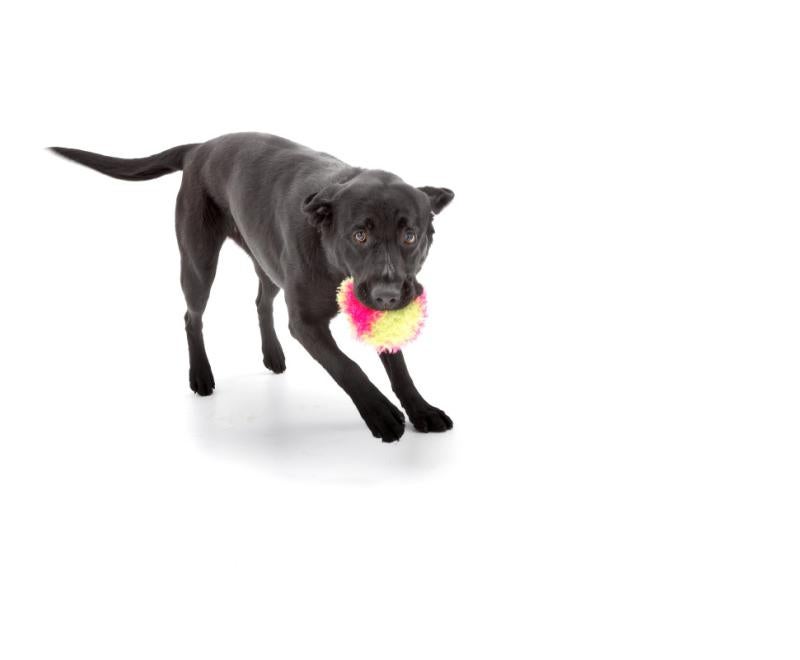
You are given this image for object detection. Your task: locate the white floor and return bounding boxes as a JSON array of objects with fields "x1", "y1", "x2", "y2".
[{"x1": 2, "y1": 244, "x2": 798, "y2": 658}]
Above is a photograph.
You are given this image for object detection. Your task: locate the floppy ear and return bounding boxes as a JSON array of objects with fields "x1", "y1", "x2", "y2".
[
  {"x1": 418, "y1": 186, "x2": 454, "y2": 215},
  {"x1": 302, "y1": 184, "x2": 342, "y2": 228}
]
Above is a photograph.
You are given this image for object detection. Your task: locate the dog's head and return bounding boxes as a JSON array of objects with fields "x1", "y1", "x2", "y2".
[{"x1": 303, "y1": 170, "x2": 454, "y2": 310}]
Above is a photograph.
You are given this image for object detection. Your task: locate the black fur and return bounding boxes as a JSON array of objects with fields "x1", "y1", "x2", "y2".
[{"x1": 51, "y1": 133, "x2": 454, "y2": 442}]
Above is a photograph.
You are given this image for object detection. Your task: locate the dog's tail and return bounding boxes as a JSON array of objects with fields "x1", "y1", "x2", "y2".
[{"x1": 49, "y1": 143, "x2": 199, "y2": 181}]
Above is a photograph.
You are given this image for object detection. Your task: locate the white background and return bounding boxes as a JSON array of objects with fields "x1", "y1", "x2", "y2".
[{"x1": 1, "y1": 1, "x2": 799, "y2": 658}]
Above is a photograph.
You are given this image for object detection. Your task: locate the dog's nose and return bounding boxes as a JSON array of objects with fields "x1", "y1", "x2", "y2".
[{"x1": 371, "y1": 282, "x2": 403, "y2": 310}]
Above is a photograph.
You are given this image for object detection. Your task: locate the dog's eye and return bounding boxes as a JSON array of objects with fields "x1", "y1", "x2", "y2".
[
  {"x1": 403, "y1": 229, "x2": 417, "y2": 245},
  {"x1": 353, "y1": 230, "x2": 368, "y2": 244}
]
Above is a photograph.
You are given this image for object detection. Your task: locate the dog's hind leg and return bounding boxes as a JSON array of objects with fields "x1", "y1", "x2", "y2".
[
  {"x1": 254, "y1": 266, "x2": 286, "y2": 373},
  {"x1": 176, "y1": 185, "x2": 226, "y2": 396}
]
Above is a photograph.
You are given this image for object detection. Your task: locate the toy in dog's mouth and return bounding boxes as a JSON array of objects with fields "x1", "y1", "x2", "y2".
[{"x1": 337, "y1": 277, "x2": 427, "y2": 353}]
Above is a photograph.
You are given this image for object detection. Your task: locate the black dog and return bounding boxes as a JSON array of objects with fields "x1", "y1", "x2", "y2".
[{"x1": 51, "y1": 133, "x2": 454, "y2": 442}]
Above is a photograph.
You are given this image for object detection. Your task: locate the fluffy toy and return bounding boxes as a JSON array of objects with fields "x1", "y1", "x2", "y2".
[{"x1": 337, "y1": 277, "x2": 426, "y2": 353}]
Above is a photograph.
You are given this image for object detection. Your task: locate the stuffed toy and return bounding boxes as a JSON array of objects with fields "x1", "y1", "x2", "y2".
[{"x1": 337, "y1": 277, "x2": 426, "y2": 353}]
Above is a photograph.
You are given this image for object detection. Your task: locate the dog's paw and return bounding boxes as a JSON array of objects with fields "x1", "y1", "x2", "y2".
[
  {"x1": 262, "y1": 342, "x2": 286, "y2": 374},
  {"x1": 356, "y1": 393, "x2": 406, "y2": 443},
  {"x1": 189, "y1": 364, "x2": 215, "y2": 396},
  {"x1": 408, "y1": 404, "x2": 453, "y2": 433}
]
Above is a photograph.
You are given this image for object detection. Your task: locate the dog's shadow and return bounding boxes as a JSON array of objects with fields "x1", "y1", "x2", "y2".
[{"x1": 187, "y1": 372, "x2": 454, "y2": 483}]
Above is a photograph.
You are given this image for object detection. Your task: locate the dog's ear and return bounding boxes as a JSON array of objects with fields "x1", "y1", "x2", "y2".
[
  {"x1": 418, "y1": 186, "x2": 454, "y2": 215},
  {"x1": 302, "y1": 184, "x2": 342, "y2": 229}
]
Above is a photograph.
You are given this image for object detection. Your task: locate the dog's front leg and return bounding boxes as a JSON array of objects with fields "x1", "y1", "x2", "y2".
[
  {"x1": 289, "y1": 315, "x2": 406, "y2": 442},
  {"x1": 379, "y1": 351, "x2": 453, "y2": 433}
]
